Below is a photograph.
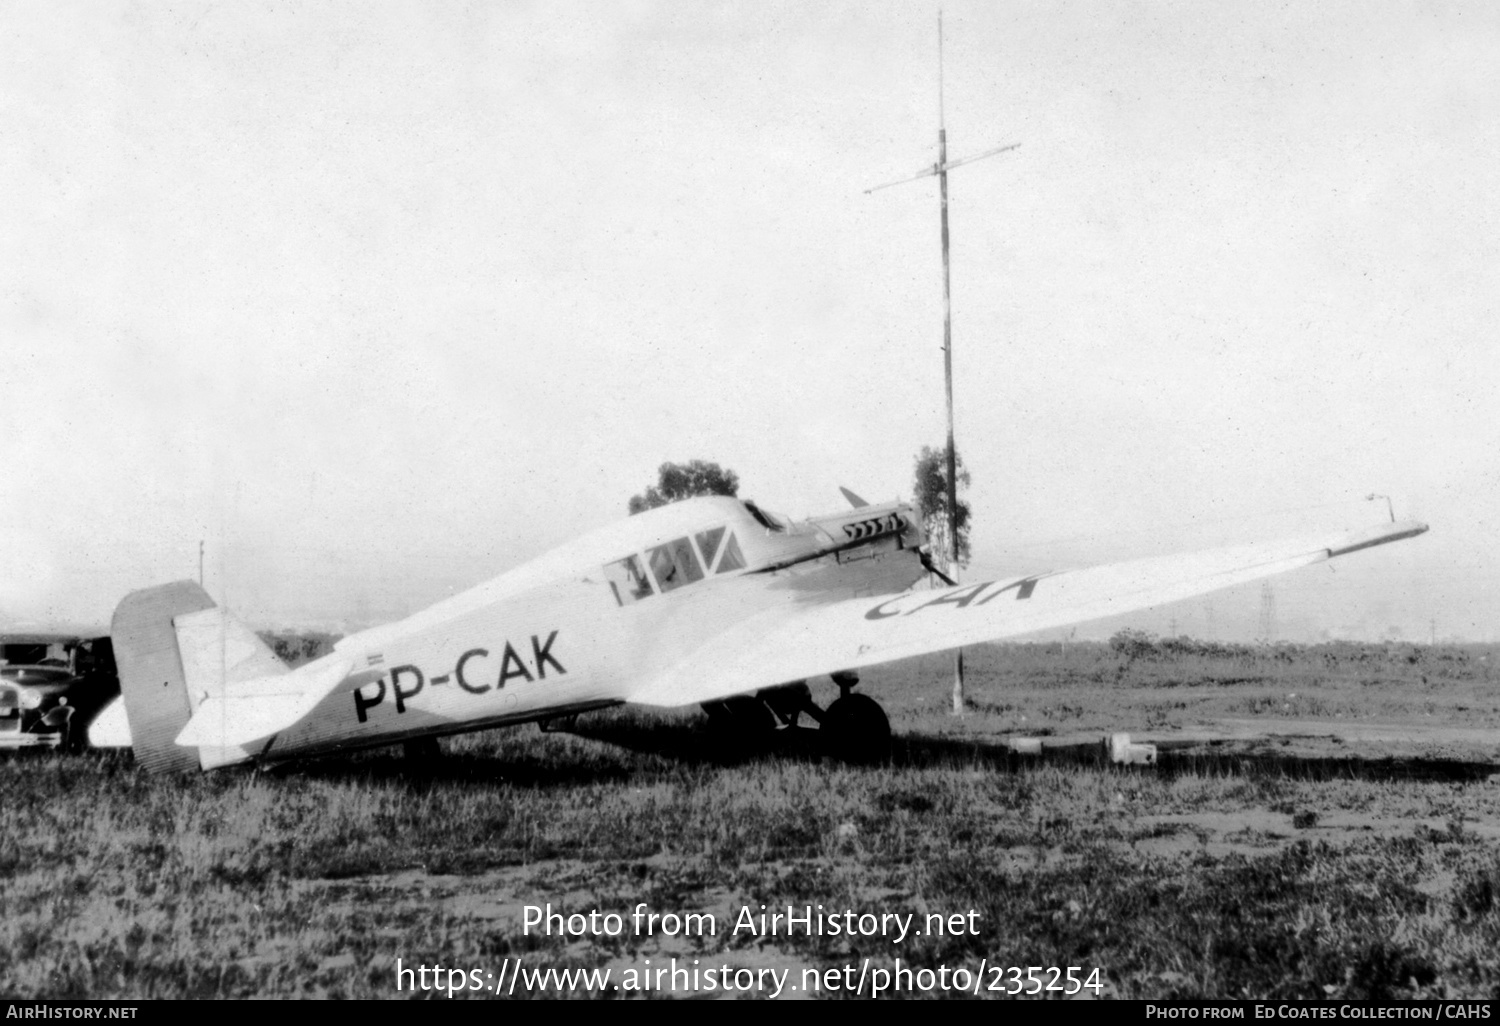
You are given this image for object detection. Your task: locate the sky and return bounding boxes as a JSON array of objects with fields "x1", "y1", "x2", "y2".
[{"x1": 2, "y1": 1, "x2": 1495, "y2": 640}]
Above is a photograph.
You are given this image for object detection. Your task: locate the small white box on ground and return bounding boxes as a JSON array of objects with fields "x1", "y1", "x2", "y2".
[{"x1": 1108, "y1": 732, "x2": 1158, "y2": 766}]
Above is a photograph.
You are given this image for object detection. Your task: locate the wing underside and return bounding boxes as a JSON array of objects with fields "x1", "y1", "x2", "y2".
[{"x1": 625, "y1": 520, "x2": 1428, "y2": 708}]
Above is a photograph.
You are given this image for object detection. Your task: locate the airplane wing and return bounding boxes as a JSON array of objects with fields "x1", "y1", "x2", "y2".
[{"x1": 625, "y1": 520, "x2": 1427, "y2": 708}]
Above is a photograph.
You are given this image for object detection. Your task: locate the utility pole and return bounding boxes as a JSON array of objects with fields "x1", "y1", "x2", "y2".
[
  {"x1": 198, "y1": 540, "x2": 204, "y2": 587},
  {"x1": 1259, "y1": 582, "x2": 1276, "y2": 643},
  {"x1": 867, "y1": 12, "x2": 1018, "y2": 714}
]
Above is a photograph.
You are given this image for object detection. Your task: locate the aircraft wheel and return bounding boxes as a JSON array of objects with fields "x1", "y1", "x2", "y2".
[{"x1": 822, "y1": 694, "x2": 891, "y2": 764}]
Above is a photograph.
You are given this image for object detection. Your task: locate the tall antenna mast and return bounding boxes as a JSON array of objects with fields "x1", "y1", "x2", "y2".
[{"x1": 868, "y1": 12, "x2": 1018, "y2": 714}]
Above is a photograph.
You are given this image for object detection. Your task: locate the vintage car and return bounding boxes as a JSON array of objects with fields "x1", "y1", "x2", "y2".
[{"x1": 0, "y1": 634, "x2": 119, "y2": 751}]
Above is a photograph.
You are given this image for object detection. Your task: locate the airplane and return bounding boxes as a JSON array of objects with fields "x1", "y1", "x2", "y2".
[{"x1": 86, "y1": 490, "x2": 1428, "y2": 773}]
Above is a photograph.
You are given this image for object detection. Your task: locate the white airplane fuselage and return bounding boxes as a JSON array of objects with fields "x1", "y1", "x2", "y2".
[{"x1": 262, "y1": 495, "x2": 927, "y2": 763}]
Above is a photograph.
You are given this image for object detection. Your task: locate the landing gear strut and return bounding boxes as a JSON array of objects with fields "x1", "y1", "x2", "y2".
[
  {"x1": 702, "y1": 695, "x2": 777, "y2": 735},
  {"x1": 697, "y1": 673, "x2": 891, "y2": 764}
]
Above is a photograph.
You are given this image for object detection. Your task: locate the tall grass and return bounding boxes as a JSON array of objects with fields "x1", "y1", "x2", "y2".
[{"x1": 1, "y1": 641, "x2": 1497, "y2": 998}]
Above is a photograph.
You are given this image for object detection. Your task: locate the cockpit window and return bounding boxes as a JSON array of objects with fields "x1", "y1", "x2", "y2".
[
  {"x1": 716, "y1": 533, "x2": 746, "y2": 573},
  {"x1": 694, "y1": 527, "x2": 725, "y2": 568},
  {"x1": 604, "y1": 555, "x2": 654, "y2": 606},
  {"x1": 647, "y1": 537, "x2": 704, "y2": 593},
  {"x1": 742, "y1": 501, "x2": 785, "y2": 533}
]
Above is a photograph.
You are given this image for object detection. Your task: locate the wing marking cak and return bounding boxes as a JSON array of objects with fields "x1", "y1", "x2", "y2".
[
  {"x1": 864, "y1": 576, "x2": 1045, "y2": 620},
  {"x1": 978, "y1": 576, "x2": 1042, "y2": 604},
  {"x1": 350, "y1": 632, "x2": 566, "y2": 722}
]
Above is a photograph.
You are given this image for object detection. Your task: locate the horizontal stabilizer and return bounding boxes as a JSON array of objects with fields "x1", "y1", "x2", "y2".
[{"x1": 175, "y1": 656, "x2": 353, "y2": 749}]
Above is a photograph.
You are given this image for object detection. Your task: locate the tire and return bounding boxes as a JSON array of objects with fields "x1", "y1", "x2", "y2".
[{"x1": 822, "y1": 694, "x2": 891, "y2": 764}]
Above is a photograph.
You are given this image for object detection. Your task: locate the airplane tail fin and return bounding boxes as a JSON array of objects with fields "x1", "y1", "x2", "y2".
[
  {"x1": 111, "y1": 581, "x2": 295, "y2": 773},
  {"x1": 112, "y1": 581, "x2": 222, "y2": 773}
]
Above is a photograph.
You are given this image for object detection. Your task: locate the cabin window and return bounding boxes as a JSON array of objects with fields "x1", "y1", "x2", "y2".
[
  {"x1": 694, "y1": 527, "x2": 725, "y2": 567},
  {"x1": 716, "y1": 533, "x2": 746, "y2": 573},
  {"x1": 646, "y1": 536, "x2": 703, "y2": 593},
  {"x1": 694, "y1": 525, "x2": 746, "y2": 573},
  {"x1": 604, "y1": 554, "x2": 654, "y2": 606}
]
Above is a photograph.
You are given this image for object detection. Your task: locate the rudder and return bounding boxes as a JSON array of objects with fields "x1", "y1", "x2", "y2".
[{"x1": 111, "y1": 581, "x2": 217, "y2": 774}]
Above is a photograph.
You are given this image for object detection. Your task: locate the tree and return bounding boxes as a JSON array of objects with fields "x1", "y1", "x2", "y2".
[
  {"x1": 912, "y1": 443, "x2": 971, "y2": 574},
  {"x1": 628, "y1": 460, "x2": 740, "y2": 515}
]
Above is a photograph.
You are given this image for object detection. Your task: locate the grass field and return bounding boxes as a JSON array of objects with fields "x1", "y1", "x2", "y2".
[{"x1": 2, "y1": 640, "x2": 1499, "y2": 999}]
